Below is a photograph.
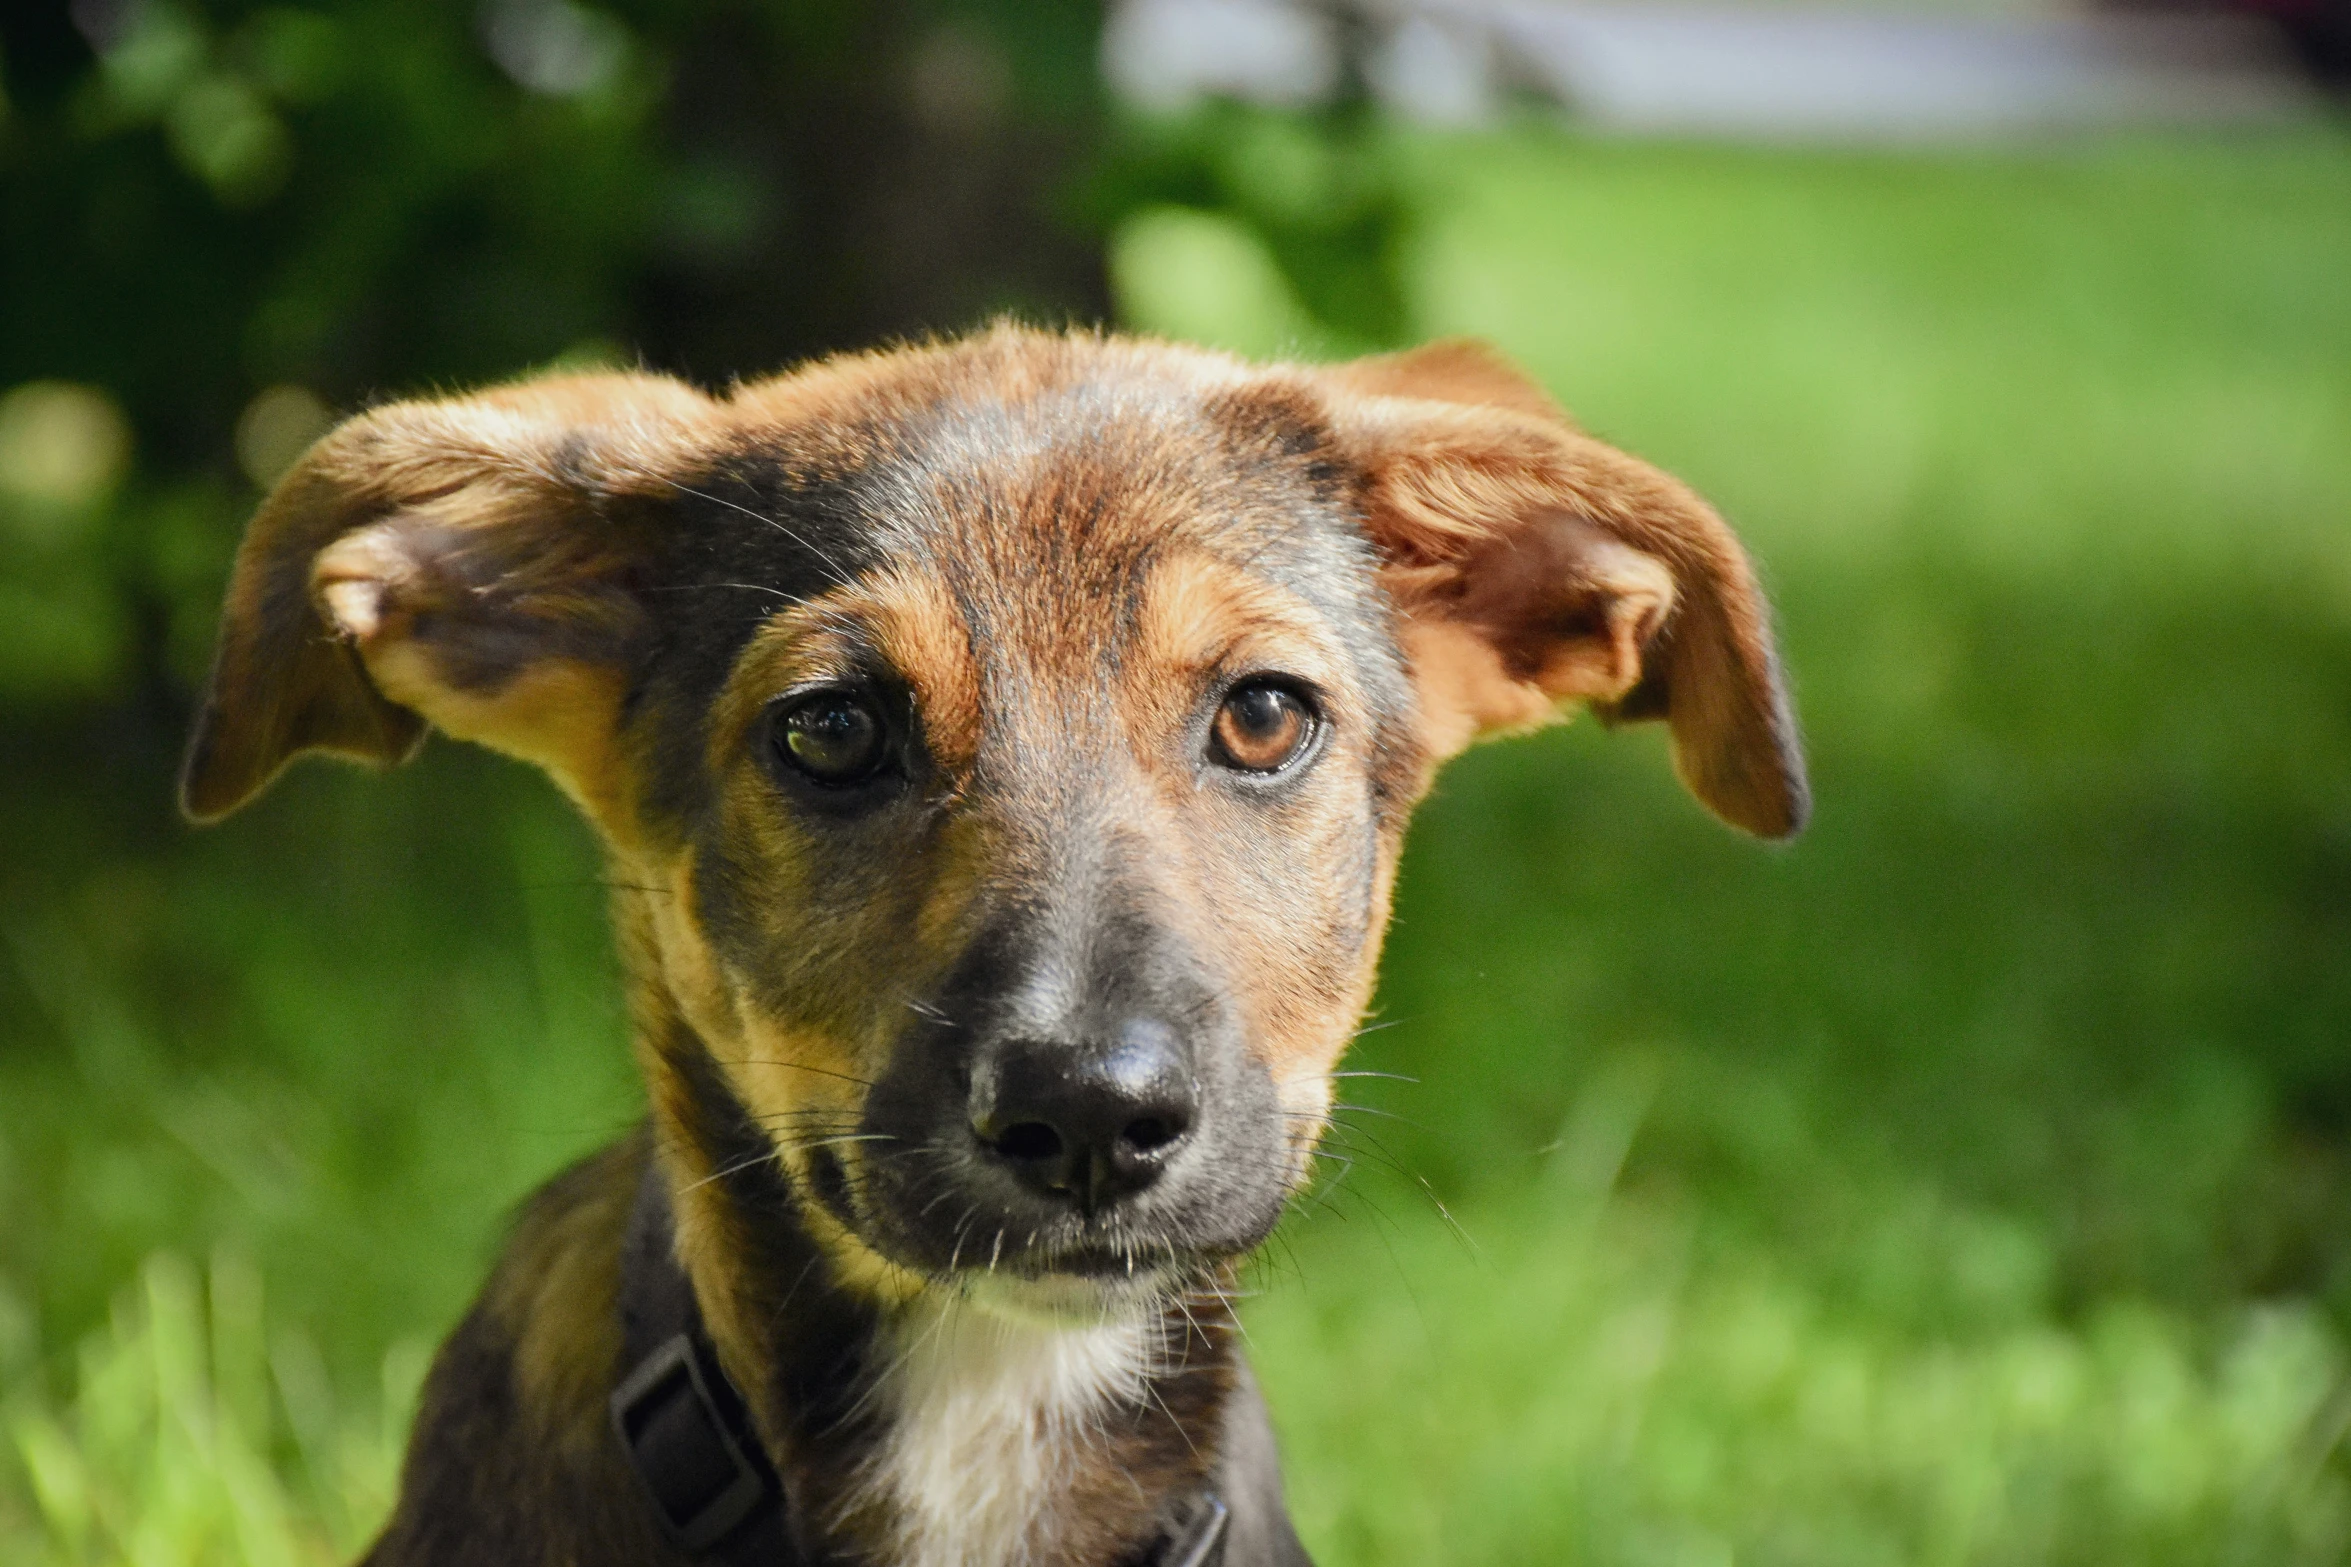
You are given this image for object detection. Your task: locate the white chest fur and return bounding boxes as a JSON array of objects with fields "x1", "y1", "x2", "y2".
[{"x1": 850, "y1": 1294, "x2": 1154, "y2": 1567}]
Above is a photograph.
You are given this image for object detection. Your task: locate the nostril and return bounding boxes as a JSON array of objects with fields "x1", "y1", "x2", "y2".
[
  {"x1": 973, "y1": 1020, "x2": 1201, "y2": 1209},
  {"x1": 993, "y1": 1121, "x2": 1064, "y2": 1163},
  {"x1": 1119, "y1": 1115, "x2": 1182, "y2": 1155}
]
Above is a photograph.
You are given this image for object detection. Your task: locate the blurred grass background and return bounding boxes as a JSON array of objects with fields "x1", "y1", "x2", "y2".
[{"x1": 4, "y1": 3, "x2": 2351, "y2": 1562}]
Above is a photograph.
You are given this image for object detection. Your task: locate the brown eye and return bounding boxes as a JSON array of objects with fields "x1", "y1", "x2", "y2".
[
  {"x1": 1211, "y1": 680, "x2": 1316, "y2": 774},
  {"x1": 774, "y1": 689, "x2": 890, "y2": 786}
]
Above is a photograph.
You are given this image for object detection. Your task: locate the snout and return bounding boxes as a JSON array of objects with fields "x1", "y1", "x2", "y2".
[
  {"x1": 970, "y1": 1018, "x2": 1199, "y2": 1218},
  {"x1": 853, "y1": 966, "x2": 1295, "y2": 1286}
]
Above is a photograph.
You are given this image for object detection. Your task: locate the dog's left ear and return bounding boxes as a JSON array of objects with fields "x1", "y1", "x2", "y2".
[
  {"x1": 180, "y1": 373, "x2": 710, "y2": 829},
  {"x1": 1315, "y1": 340, "x2": 1809, "y2": 838}
]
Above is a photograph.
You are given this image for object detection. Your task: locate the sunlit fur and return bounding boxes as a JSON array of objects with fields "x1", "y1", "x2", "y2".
[{"x1": 847, "y1": 1297, "x2": 1155, "y2": 1567}]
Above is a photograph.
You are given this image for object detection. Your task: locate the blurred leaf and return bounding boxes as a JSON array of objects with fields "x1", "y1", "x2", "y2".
[
  {"x1": 1110, "y1": 205, "x2": 1335, "y2": 359},
  {"x1": 0, "y1": 383, "x2": 130, "y2": 515}
]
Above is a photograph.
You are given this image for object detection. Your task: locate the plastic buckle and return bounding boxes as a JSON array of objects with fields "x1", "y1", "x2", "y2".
[
  {"x1": 609, "y1": 1333, "x2": 773, "y2": 1553},
  {"x1": 1164, "y1": 1492, "x2": 1230, "y2": 1567}
]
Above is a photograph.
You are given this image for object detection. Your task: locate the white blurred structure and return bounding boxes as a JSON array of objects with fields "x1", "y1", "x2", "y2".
[
  {"x1": 1101, "y1": 0, "x2": 2320, "y2": 136},
  {"x1": 1106, "y1": 0, "x2": 1346, "y2": 107}
]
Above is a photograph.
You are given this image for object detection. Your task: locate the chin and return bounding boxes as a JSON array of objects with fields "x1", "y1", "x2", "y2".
[{"x1": 955, "y1": 1263, "x2": 1189, "y2": 1327}]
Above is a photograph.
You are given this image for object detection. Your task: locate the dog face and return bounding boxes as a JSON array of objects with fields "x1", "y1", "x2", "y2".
[{"x1": 181, "y1": 329, "x2": 1805, "y2": 1318}]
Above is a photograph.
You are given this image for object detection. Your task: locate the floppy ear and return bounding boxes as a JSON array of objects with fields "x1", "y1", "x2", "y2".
[
  {"x1": 179, "y1": 373, "x2": 710, "y2": 827},
  {"x1": 1315, "y1": 340, "x2": 1809, "y2": 839}
]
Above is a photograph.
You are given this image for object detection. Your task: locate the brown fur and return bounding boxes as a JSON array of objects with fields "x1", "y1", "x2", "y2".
[{"x1": 181, "y1": 325, "x2": 1806, "y2": 1566}]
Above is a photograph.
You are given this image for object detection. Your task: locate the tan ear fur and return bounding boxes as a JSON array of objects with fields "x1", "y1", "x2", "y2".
[
  {"x1": 179, "y1": 373, "x2": 709, "y2": 825},
  {"x1": 1314, "y1": 346, "x2": 1809, "y2": 839},
  {"x1": 1317, "y1": 338, "x2": 1577, "y2": 425}
]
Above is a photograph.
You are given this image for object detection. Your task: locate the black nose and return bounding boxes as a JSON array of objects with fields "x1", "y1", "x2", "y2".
[{"x1": 973, "y1": 1018, "x2": 1199, "y2": 1216}]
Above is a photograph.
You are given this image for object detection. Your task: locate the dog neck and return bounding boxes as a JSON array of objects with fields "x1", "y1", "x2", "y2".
[
  {"x1": 632, "y1": 987, "x2": 1238, "y2": 1566},
  {"x1": 848, "y1": 1296, "x2": 1167, "y2": 1567}
]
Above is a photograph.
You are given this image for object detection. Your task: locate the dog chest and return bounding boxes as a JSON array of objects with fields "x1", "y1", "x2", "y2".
[{"x1": 852, "y1": 1297, "x2": 1155, "y2": 1567}]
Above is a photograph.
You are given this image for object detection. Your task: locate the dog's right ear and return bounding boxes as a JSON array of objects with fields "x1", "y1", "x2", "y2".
[
  {"x1": 1311, "y1": 340, "x2": 1808, "y2": 838},
  {"x1": 180, "y1": 374, "x2": 710, "y2": 826}
]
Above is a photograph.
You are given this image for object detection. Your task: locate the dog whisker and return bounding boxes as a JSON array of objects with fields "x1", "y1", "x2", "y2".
[
  {"x1": 661, "y1": 476, "x2": 856, "y2": 588},
  {"x1": 1140, "y1": 1377, "x2": 1203, "y2": 1466},
  {"x1": 708, "y1": 1057, "x2": 878, "y2": 1089},
  {"x1": 678, "y1": 1145, "x2": 787, "y2": 1196},
  {"x1": 642, "y1": 579, "x2": 807, "y2": 604},
  {"x1": 596, "y1": 882, "x2": 674, "y2": 898},
  {"x1": 1325, "y1": 1100, "x2": 1416, "y2": 1126},
  {"x1": 784, "y1": 1133, "x2": 897, "y2": 1154},
  {"x1": 897, "y1": 993, "x2": 953, "y2": 1024}
]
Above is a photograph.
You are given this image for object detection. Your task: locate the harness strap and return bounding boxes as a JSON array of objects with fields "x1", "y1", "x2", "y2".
[
  {"x1": 608, "y1": 1162, "x2": 1228, "y2": 1567},
  {"x1": 612, "y1": 1166, "x2": 796, "y2": 1565}
]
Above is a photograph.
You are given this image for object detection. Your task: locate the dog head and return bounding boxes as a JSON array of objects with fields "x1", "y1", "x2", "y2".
[{"x1": 182, "y1": 328, "x2": 1804, "y2": 1319}]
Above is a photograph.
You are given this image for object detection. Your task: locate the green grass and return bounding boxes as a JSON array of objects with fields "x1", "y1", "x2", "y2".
[
  {"x1": 8, "y1": 124, "x2": 2351, "y2": 1564},
  {"x1": 5, "y1": 1254, "x2": 417, "y2": 1567}
]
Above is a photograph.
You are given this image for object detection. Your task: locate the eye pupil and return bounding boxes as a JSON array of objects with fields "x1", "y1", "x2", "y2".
[
  {"x1": 1212, "y1": 680, "x2": 1314, "y2": 774},
  {"x1": 778, "y1": 691, "x2": 887, "y2": 784},
  {"x1": 1231, "y1": 687, "x2": 1285, "y2": 737}
]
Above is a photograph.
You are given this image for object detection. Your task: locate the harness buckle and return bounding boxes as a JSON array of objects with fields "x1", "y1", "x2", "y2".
[
  {"x1": 1163, "y1": 1491, "x2": 1230, "y2": 1567},
  {"x1": 609, "y1": 1333, "x2": 776, "y2": 1553}
]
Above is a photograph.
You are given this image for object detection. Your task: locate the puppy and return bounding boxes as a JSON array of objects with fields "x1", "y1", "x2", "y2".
[{"x1": 181, "y1": 326, "x2": 1805, "y2": 1567}]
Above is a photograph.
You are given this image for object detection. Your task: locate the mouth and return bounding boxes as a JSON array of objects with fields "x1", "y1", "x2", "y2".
[
  {"x1": 816, "y1": 1143, "x2": 1222, "y2": 1296},
  {"x1": 954, "y1": 1254, "x2": 1192, "y2": 1325},
  {"x1": 1012, "y1": 1240, "x2": 1187, "y2": 1280},
  {"x1": 891, "y1": 1197, "x2": 1207, "y2": 1287}
]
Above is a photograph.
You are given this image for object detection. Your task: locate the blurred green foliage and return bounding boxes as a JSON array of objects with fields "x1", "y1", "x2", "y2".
[
  {"x1": 1210, "y1": 129, "x2": 2351, "y2": 1563},
  {"x1": 0, "y1": 0, "x2": 1112, "y2": 706},
  {"x1": 1097, "y1": 101, "x2": 1413, "y2": 351},
  {"x1": 5, "y1": 3, "x2": 2351, "y2": 1557},
  {"x1": 7, "y1": 1254, "x2": 415, "y2": 1565}
]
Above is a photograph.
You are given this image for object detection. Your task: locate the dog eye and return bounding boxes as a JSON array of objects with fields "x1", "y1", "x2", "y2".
[
  {"x1": 773, "y1": 688, "x2": 891, "y2": 786},
  {"x1": 1210, "y1": 680, "x2": 1316, "y2": 774}
]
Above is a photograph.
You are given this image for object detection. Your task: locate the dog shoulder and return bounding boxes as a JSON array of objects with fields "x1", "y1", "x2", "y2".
[{"x1": 361, "y1": 1136, "x2": 678, "y2": 1567}]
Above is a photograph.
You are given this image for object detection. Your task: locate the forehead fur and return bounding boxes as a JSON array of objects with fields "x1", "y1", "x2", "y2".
[{"x1": 626, "y1": 328, "x2": 1420, "y2": 834}]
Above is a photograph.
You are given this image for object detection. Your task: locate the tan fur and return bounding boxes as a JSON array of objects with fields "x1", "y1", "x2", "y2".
[
  {"x1": 866, "y1": 567, "x2": 987, "y2": 778},
  {"x1": 1133, "y1": 550, "x2": 1349, "y2": 695},
  {"x1": 181, "y1": 325, "x2": 1805, "y2": 1567},
  {"x1": 1306, "y1": 373, "x2": 1804, "y2": 837},
  {"x1": 487, "y1": 1140, "x2": 643, "y2": 1458},
  {"x1": 1316, "y1": 337, "x2": 1577, "y2": 425},
  {"x1": 1117, "y1": 549, "x2": 1392, "y2": 1156},
  {"x1": 183, "y1": 370, "x2": 711, "y2": 823}
]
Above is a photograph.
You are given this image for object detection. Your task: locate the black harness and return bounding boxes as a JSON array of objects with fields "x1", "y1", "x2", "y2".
[{"x1": 608, "y1": 1168, "x2": 1230, "y2": 1567}]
